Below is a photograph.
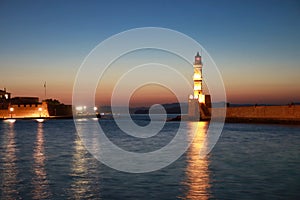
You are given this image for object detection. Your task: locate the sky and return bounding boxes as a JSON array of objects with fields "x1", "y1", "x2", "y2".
[{"x1": 0, "y1": 0, "x2": 299, "y2": 105}]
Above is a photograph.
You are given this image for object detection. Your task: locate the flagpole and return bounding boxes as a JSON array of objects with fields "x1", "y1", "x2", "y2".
[{"x1": 44, "y1": 81, "x2": 46, "y2": 99}]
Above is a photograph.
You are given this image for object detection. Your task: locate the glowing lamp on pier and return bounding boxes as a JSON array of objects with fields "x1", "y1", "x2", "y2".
[
  {"x1": 38, "y1": 107, "x2": 43, "y2": 117},
  {"x1": 75, "y1": 106, "x2": 83, "y2": 111},
  {"x1": 9, "y1": 107, "x2": 14, "y2": 118}
]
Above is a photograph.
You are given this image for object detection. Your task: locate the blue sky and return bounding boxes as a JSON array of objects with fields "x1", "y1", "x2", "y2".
[{"x1": 0, "y1": 0, "x2": 299, "y2": 104}]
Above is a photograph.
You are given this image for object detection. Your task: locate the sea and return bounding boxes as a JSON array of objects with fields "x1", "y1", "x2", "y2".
[{"x1": 0, "y1": 116, "x2": 299, "y2": 200}]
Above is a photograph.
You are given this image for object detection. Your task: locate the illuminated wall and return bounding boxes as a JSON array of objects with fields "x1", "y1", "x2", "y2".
[{"x1": 0, "y1": 102, "x2": 49, "y2": 118}]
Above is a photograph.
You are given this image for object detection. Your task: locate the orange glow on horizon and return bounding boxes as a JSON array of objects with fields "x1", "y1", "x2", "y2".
[
  {"x1": 129, "y1": 84, "x2": 179, "y2": 107},
  {"x1": 95, "y1": 83, "x2": 180, "y2": 107}
]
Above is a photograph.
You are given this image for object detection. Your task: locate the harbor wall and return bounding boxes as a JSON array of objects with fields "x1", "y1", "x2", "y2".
[{"x1": 211, "y1": 105, "x2": 300, "y2": 124}]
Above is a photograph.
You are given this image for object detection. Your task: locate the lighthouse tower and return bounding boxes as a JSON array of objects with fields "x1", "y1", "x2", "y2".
[
  {"x1": 188, "y1": 52, "x2": 209, "y2": 120},
  {"x1": 193, "y1": 52, "x2": 205, "y2": 103}
]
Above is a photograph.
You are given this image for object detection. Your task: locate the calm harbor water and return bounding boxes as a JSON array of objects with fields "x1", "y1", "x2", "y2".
[{"x1": 0, "y1": 117, "x2": 299, "y2": 199}]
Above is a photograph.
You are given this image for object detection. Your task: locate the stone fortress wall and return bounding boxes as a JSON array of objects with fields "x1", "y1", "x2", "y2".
[{"x1": 0, "y1": 101, "x2": 49, "y2": 119}]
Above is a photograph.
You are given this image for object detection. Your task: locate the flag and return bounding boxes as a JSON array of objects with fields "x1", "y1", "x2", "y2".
[{"x1": 44, "y1": 81, "x2": 46, "y2": 88}]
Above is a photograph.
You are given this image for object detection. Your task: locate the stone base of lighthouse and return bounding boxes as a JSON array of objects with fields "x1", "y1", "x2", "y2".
[
  {"x1": 187, "y1": 95, "x2": 211, "y2": 121},
  {"x1": 188, "y1": 99, "x2": 200, "y2": 120}
]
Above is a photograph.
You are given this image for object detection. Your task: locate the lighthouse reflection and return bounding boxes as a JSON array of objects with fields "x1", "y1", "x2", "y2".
[{"x1": 182, "y1": 121, "x2": 211, "y2": 200}]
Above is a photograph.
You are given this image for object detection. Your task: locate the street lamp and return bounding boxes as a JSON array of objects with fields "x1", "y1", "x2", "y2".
[
  {"x1": 38, "y1": 107, "x2": 42, "y2": 117},
  {"x1": 9, "y1": 107, "x2": 14, "y2": 118}
]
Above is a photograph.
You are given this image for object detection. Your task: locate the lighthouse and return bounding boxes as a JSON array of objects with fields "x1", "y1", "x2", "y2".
[
  {"x1": 188, "y1": 52, "x2": 210, "y2": 120},
  {"x1": 193, "y1": 52, "x2": 205, "y2": 103}
]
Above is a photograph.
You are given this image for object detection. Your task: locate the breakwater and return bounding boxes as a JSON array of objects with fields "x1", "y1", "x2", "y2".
[{"x1": 211, "y1": 105, "x2": 300, "y2": 124}]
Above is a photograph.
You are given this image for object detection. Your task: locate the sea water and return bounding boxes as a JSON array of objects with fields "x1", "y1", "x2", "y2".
[{"x1": 0, "y1": 117, "x2": 299, "y2": 199}]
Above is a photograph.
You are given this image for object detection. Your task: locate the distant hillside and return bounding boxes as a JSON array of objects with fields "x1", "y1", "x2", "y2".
[
  {"x1": 134, "y1": 103, "x2": 188, "y2": 114},
  {"x1": 98, "y1": 102, "x2": 300, "y2": 115},
  {"x1": 98, "y1": 103, "x2": 188, "y2": 114}
]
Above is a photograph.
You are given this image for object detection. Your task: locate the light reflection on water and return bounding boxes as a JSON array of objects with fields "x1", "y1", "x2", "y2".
[
  {"x1": 1, "y1": 122, "x2": 19, "y2": 199},
  {"x1": 0, "y1": 119, "x2": 299, "y2": 199},
  {"x1": 32, "y1": 122, "x2": 51, "y2": 199},
  {"x1": 70, "y1": 135, "x2": 91, "y2": 199},
  {"x1": 69, "y1": 129, "x2": 102, "y2": 199},
  {"x1": 181, "y1": 122, "x2": 211, "y2": 200}
]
